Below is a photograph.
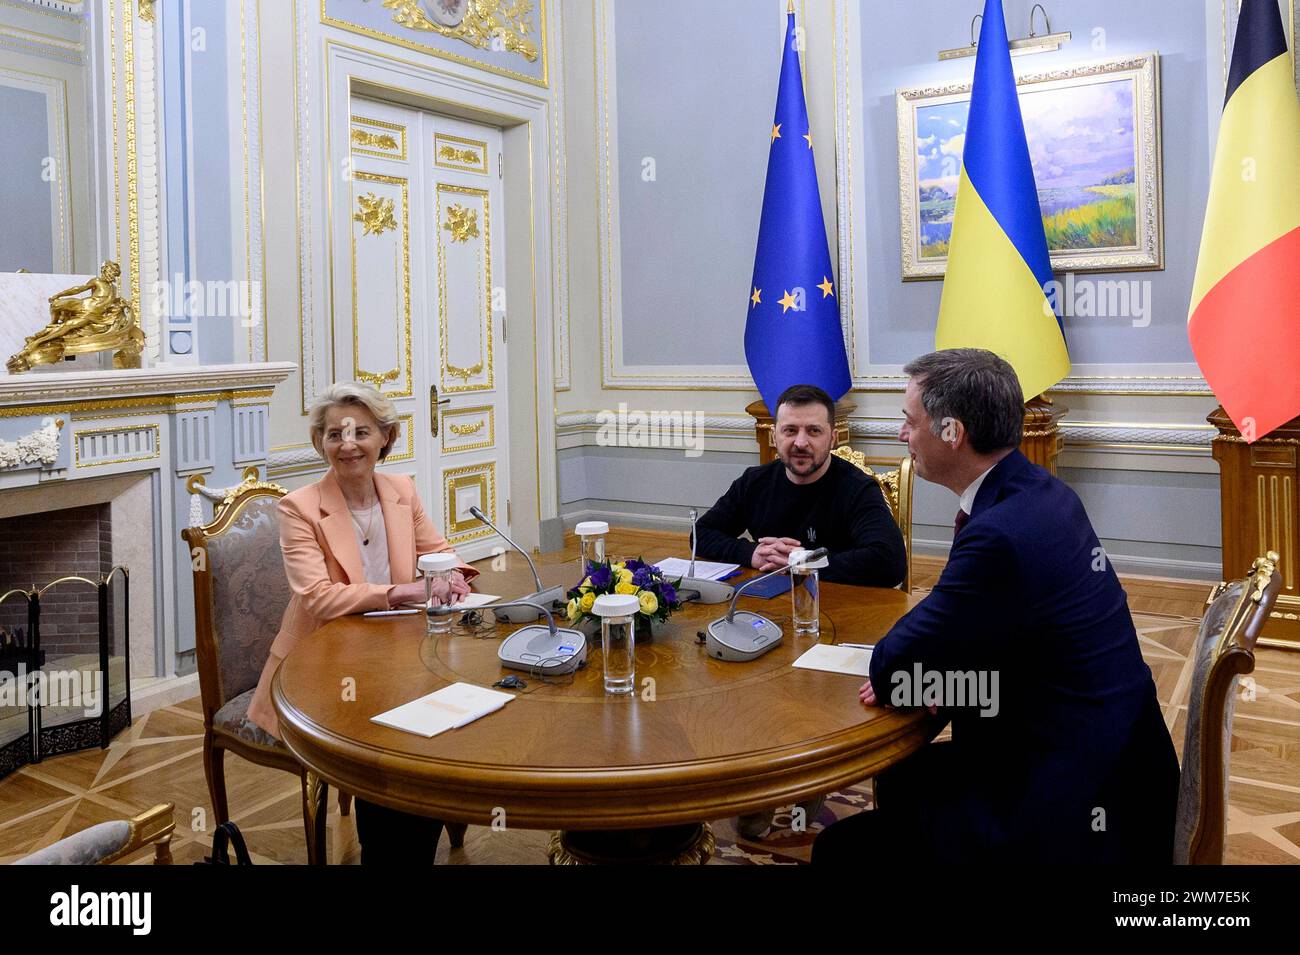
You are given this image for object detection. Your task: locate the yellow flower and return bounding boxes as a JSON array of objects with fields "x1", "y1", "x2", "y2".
[
  {"x1": 580, "y1": 576, "x2": 592, "y2": 593},
  {"x1": 613, "y1": 561, "x2": 626, "y2": 572},
  {"x1": 617, "y1": 568, "x2": 634, "y2": 585},
  {"x1": 579, "y1": 591, "x2": 596, "y2": 612},
  {"x1": 566, "y1": 598, "x2": 579, "y2": 621},
  {"x1": 639, "y1": 591, "x2": 658, "y2": 615},
  {"x1": 615, "y1": 581, "x2": 637, "y2": 595}
]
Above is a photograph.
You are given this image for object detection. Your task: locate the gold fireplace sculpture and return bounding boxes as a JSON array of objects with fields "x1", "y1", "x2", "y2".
[{"x1": 6, "y1": 260, "x2": 145, "y2": 374}]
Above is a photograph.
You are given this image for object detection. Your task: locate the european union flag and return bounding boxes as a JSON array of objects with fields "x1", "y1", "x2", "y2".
[{"x1": 744, "y1": 7, "x2": 851, "y2": 415}]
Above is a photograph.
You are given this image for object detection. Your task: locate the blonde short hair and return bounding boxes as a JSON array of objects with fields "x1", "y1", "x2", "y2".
[{"x1": 307, "y1": 381, "x2": 400, "y2": 460}]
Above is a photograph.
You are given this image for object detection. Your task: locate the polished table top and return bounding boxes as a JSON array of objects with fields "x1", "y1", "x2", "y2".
[{"x1": 272, "y1": 549, "x2": 936, "y2": 830}]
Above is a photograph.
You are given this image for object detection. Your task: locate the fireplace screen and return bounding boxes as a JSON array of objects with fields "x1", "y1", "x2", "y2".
[{"x1": 0, "y1": 567, "x2": 132, "y2": 781}]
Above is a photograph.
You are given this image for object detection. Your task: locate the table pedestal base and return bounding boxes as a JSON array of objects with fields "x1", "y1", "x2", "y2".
[{"x1": 547, "y1": 823, "x2": 715, "y2": 865}]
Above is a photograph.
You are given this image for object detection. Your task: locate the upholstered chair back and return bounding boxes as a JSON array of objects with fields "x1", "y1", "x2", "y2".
[
  {"x1": 1173, "y1": 552, "x2": 1282, "y2": 864},
  {"x1": 831, "y1": 446, "x2": 914, "y2": 592},
  {"x1": 182, "y1": 479, "x2": 290, "y2": 720}
]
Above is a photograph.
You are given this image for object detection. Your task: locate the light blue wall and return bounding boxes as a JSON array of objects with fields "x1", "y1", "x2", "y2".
[
  {"x1": 560, "y1": 443, "x2": 1222, "y2": 579},
  {"x1": 863, "y1": 0, "x2": 1207, "y2": 366},
  {"x1": 0, "y1": 86, "x2": 55, "y2": 273},
  {"x1": 614, "y1": 0, "x2": 778, "y2": 367},
  {"x1": 162, "y1": 4, "x2": 192, "y2": 357},
  {"x1": 609, "y1": 0, "x2": 1207, "y2": 373},
  {"x1": 185, "y1": 1, "x2": 234, "y2": 364}
]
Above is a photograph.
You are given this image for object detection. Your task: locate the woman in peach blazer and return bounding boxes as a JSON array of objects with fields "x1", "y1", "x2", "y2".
[
  {"x1": 244, "y1": 469, "x2": 477, "y2": 737},
  {"x1": 247, "y1": 381, "x2": 477, "y2": 864}
]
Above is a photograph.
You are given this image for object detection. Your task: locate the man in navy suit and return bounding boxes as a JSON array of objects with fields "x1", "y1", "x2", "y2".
[{"x1": 812, "y1": 349, "x2": 1178, "y2": 864}]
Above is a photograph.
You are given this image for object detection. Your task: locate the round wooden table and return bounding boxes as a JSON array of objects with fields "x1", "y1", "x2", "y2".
[{"x1": 272, "y1": 554, "x2": 936, "y2": 864}]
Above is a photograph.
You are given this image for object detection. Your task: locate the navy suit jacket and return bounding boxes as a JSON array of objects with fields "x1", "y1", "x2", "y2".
[{"x1": 867, "y1": 450, "x2": 1178, "y2": 863}]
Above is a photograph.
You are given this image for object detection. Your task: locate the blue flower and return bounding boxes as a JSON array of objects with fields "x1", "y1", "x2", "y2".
[
  {"x1": 588, "y1": 564, "x2": 612, "y2": 589},
  {"x1": 661, "y1": 582, "x2": 677, "y2": 605}
]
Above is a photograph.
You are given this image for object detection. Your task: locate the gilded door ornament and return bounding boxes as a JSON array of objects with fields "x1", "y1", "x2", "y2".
[
  {"x1": 443, "y1": 204, "x2": 480, "y2": 243},
  {"x1": 6, "y1": 261, "x2": 145, "y2": 373},
  {"x1": 383, "y1": 0, "x2": 540, "y2": 62},
  {"x1": 438, "y1": 145, "x2": 481, "y2": 165},
  {"x1": 446, "y1": 359, "x2": 484, "y2": 381},
  {"x1": 449, "y1": 420, "x2": 485, "y2": 436},
  {"x1": 354, "y1": 193, "x2": 398, "y2": 236},
  {"x1": 352, "y1": 129, "x2": 400, "y2": 152}
]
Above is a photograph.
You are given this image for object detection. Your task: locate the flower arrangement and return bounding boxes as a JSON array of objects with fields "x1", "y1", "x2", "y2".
[{"x1": 566, "y1": 557, "x2": 683, "y2": 631}]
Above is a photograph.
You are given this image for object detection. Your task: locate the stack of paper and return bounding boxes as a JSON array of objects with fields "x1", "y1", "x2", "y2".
[
  {"x1": 792, "y1": 643, "x2": 874, "y2": 677},
  {"x1": 370, "y1": 682, "x2": 514, "y2": 738},
  {"x1": 654, "y1": 557, "x2": 739, "y2": 581}
]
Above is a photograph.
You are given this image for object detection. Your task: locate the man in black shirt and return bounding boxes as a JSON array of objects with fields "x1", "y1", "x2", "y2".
[{"x1": 696, "y1": 384, "x2": 906, "y2": 589}]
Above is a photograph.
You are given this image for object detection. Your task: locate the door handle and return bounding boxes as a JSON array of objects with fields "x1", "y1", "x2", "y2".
[{"x1": 430, "y1": 384, "x2": 451, "y2": 436}]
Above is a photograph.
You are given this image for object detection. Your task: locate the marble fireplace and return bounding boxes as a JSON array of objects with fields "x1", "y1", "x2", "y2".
[{"x1": 0, "y1": 362, "x2": 294, "y2": 717}]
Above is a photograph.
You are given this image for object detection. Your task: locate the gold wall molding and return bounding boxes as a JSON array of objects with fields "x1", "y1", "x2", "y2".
[
  {"x1": 434, "y1": 131, "x2": 489, "y2": 174},
  {"x1": 353, "y1": 129, "x2": 398, "y2": 151},
  {"x1": 381, "y1": 0, "x2": 539, "y2": 62},
  {"x1": 351, "y1": 171, "x2": 412, "y2": 397},
  {"x1": 592, "y1": 0, "x2": 754, "y2": 390},
  {"x1": 351, "y1": 113, "x2": 407, "y2": 160},
  {"x1": 353, "y1": 191, "x2": 398, "y2": 235},
  {"x1": 443, "y1": 461, "x2": 496, "y2": 540},
  {"x1": 385, "y1": 412, "x2": 416, "y2": 462},
  {"x1": 319, "y1": 0, "x2": 549, "y2": 88},
  {"x1": 73, "y1": 423, "x2": 160, "y2": 468},
  {"x1": 443, "y1": 203, "x2": 480, "y2": 243},
  {"x1": 442, "y1": 404, "x2": 495, "y2": 454},
  {"x1": 436, "y1": 182, "x2": 493, "y2": 393}
]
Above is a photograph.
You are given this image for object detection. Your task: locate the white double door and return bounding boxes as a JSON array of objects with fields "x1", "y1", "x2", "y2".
[{"x1": 333, "y1": 99, "x2": 509, "y2": 559}]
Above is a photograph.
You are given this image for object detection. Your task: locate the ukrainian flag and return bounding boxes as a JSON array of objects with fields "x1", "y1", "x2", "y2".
[{"x1": 935, "y1": 0, "x2": 1070, "y2": 400}]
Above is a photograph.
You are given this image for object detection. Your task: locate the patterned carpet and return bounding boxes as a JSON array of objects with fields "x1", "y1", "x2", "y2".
[{"x1": 1, "y1": 607, "x2": 1298, "y2": 865}]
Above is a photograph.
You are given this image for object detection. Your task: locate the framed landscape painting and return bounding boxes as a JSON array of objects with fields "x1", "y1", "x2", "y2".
[{"x1": 896, "y1": 53, "x2": 1163, "y2": 280}]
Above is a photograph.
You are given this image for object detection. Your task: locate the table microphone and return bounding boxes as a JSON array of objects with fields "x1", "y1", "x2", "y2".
[
  {"x1": 467, "y1": 505, "x2": 567, "y2": 623},
  {"x1": 675, "y1": 507, "x2": 736, "y2": 605},
  {"x1": 431, "y1": 598, "x2": 587, "y2": 675},
  {"x1": 705, "y1": 547, "x2": 827, "y2": 662}
]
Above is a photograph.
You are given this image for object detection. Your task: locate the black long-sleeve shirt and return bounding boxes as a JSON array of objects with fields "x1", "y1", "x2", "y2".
[{"x1": 695, "y1": 456, "x2": 907, "y2": 587}]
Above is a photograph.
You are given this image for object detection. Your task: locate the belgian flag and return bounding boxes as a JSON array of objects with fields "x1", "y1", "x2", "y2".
[{"x1": 1189, "y1": 0, "x2": 1300, "y2": 441}]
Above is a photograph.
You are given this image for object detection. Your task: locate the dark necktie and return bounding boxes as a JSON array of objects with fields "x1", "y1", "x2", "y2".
[{"x1": 954, "y1": 508, "x2": 970, "y2": 538}]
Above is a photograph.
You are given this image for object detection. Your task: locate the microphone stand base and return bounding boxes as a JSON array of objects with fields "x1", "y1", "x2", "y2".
[
  {"x1": 498, "y1": 624, "x2": 587, "y2": 675},
  {"x1": 705, "y1": 612, "x2": 783, "y2": 662},
  {"x1": 676, "y1": 576, "x2": 736, "y2": 605},
  {"x1": 493, "y1": 585, "x2": 567, "y2": 623}
]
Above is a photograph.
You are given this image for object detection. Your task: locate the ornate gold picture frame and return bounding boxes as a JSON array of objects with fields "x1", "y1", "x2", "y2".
[{"x1": 896, "y1": 53, "x2": 1164, "y2": 280}]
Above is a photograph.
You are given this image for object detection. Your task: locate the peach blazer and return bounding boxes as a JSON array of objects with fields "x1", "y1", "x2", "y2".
[{"x1": 247, "y1": 469, "x2": 478, "y2": 738}]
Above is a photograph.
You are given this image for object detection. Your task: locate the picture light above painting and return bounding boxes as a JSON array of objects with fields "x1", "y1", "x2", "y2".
[{"x1": 896, "y1": 53, "x2": 1164, "y2": 281}]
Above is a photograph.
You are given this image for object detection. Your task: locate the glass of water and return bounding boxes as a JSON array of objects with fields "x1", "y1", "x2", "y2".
[
  {"x1": 575, "y1": 520, "x2": 609, "y2": 574},
  {"x1": 419, "y1": 552, "x2": 460, "y2": 636},
  {"x1": 789, "y1": 549, "x2": 828, "y2": 636},
  {"x1": 593, "y1": 593, "x2": 638, "y2": 694}
]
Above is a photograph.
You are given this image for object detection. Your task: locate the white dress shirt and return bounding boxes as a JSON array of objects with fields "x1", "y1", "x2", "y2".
[{"x1": 958, "y1": 464, "x2": 997, "y2": 518}]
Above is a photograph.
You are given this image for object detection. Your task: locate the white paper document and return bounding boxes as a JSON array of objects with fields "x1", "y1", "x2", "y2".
[
  {"x1": 447, "y1": 592, "x2": 499, "y2": 609},
  {"x1": 654, "y1": 557, "x2": 739, "y2": 581},
  {"x1": 370, "y1": 682, "x2": 515, "y2": 738},
  {"x1": 398, "y1": 592, "x2": 500, "y2": 611},
  {"x1": 792, "y1": 643, "x2": 874, "y2": 677}
]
